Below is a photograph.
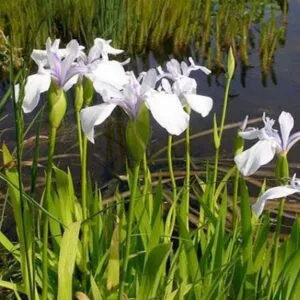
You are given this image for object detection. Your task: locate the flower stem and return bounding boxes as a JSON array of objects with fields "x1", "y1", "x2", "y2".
[
  {"x1": 232, "y1": 169, "x2": 240, "y2": 225},
  {"x1": 42, "y1": 126, "x2": 56, "y2": 300},
  {"x1": 119, "y1": 163, "x2": 140, "y2": 300},
  {"x1": 76, "y1": 110, "x2": 83, "y2": 162},
  {"x1": 267, "y1": 198, "x2": 285, "y2": 298},
  {"x1": 212, "y1": 76, "x2": 232, "y2": 209},
  {"x1": 142, "y1": 153, "x2": 153, "y2": 217},
  {"x1": 81, "y1": 135, "x2": 89, "y2": 286},
  {"x1": 168, "y1": 135, "x2": 177, "y2": 202},
  {"x1": 180, "y1": 126, "x2": 190, "y2": 230}
]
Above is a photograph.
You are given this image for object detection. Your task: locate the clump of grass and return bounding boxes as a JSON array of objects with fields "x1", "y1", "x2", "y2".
[{"x1": 0, "y1": 0, "x2": 285, "y2": 79}]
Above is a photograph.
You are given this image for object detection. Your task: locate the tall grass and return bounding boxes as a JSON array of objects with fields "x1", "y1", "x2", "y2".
[{"x1": 0, "y1": 0, "x2": 285, "y2": 78}]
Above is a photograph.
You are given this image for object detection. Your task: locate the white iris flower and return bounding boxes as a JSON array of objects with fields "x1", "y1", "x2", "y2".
[
  {"x1": 234, "y1": 111, "x2": 300, "y2": 176},
  {"x1": 17, "y1": 38, "x2": 86, "y2": 113},
  {"x1": 158, "y1": 57, "x2": 213, "y2": 117},
  {"x1": 77, "y1": 38, "x2": 128, "y2": 93},
  {"x1": 252, "y1": 174, "x2": 300, "y2": 216},
  {"x1": 80, "y1": 69, "x2": 190, "y2": 143}
]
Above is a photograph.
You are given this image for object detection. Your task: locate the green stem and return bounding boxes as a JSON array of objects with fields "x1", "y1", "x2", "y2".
[
  {"x1": 10, "y1": 55, "x2": 34, "y2": 299},
  {"x1": 142, "y1": 153, "x2": 149, "y2": 202},
  {"x1": 181, "y1": 126, "x2": 190, "y2": 230},
  {"x1": 219, "y1": 77, "x2": 231, "y2": 141},
  {"x1": 232, "y1": 169, "x2": 240, "y2": 225},
  {"x1": 142, "y1": 153, "x2": 153, "y2": 217},
  {"x1": 212, "y1": 76, "x2": 232, "y2": 208},
  {"x1": 168, "y1": 135, "x2": 177, "y2": 202},
  {"x1": 232, "y1": 168, "x2": 240, "y2": 225},
  {"x1": 42, "y1": 126, "x2": 56, "y2": 300},
  {"x1": 211, "y1": 148, "x2": 219, "y2": 212},
  {"x1": 81, "y1": 135, "x2": 89, "y2": 286},
  {"x1": 119, "y1": 163, "x2": 140, "y2": 300},
  {"x1": 76, "y1": 110, "x2": 83, "y2": 162},
  {"x1": 267, "y1": 198, "x2": 285, "y2": 299}
]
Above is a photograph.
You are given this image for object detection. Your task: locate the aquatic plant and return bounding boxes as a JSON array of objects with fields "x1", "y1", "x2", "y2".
[
  {"x1": 235, "y1": 111, "x2": 300, "y2": 176},
  {"x1": 0, "y1": 35, "x2": 299, "y2": 300}
]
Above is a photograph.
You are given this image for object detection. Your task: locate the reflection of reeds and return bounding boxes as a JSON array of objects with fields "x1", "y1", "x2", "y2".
[
  {"x1": 0, "y1": 0, "x2": 285, "y2": 78},
  {"x1": 260, "y1": 15, "x2": 285, "y2": 84}
]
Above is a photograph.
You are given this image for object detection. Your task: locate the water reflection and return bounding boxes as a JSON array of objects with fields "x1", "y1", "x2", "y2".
[{"x1": 0, "y1": 0, "x2": 288, "y2": 83}]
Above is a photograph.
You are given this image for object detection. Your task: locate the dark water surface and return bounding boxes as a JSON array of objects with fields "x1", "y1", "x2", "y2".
[
  {"x1": 1, "y1": 1, "x2": 300, "y2": 181},
  {"x1": 0, "y1": 1, "x2": 300, "y2": 239}
]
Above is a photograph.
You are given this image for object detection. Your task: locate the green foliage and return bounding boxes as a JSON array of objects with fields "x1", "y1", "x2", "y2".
[
  {"x1": 126, "y1": 103, "x2": 150, "y2": 164},
  {"x1": 57, "y1": 221, "x2": 80, "y2": 300},
  {"x1": 1, "y1": 141, "x2": 300, "y2": 299}
]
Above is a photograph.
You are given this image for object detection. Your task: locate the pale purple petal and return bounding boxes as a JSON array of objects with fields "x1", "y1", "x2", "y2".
[
  {"x1": 287, "y1": 132, "x2": 300, "y2": 152},
  {"x1": 31, "y1": 50, "x2": 49, "y2": 70},
  {"x1": 80, "y1": 103, "x2": 116, "y2": 143},
  {"x1": 14, "y1": 84, "x2": 20, "y2": 103},
  {"x1": 188, "y1": 57, "x2": 211, "y2": 75},
  {"x1": 145, "y1": 92, "x2": 189, "y2": 135},
  {"x1": 240, "y1": 115, "x2": 249, "y2": 131},
  {"x1": 60, "y1": 40, "x2": 80, "y2": 83},
  {"x1": 45, "y1": 37, "x2": 53, "y2": 51},
  {"x1": 91, "y1": 60, "x2": 128, "y2": 89},
  {"x1": 234, "y1": 140, "x2": 277, "y2": 176},
  {"x1": 22, "y1": 73, "x2": 51, "y2": 113},
  {"x1": 173, "y1": 77, "x2": 197, "y2": 95},
  {"x1": 180, "y1": 61, "x2": 189, "y2": 77},
  {"x1": 140, "y1": 69, "x2": 157, "y2": 95},
  {"x1": 161, "y1": 79, "x2": 172, "y2": 94},
  {"x1": 87, "y1": 39, "x2": 103, "y2": 63},
  {"x1": 63, "y1": 74, "x2": 79, "y2": 92},
  {"x1": 239, "y1": 128, "x2": 261, "y2": 140},
  {"x1": 48, "y1": 50, "x2": 62, "y2": 84},
  {"x1": 120, "y1": 58, "x2": 131, "y2": 66},
  {"x1": 103, "y1": 42, "x2": 124, "y2": 55},
  {"x1": 92, "y1": 81, "x2": 124, "y2": 100},
  {"x1": 51, "y1": 39, "x2": 61, "y2": 52},
  {"x1": 184, "y1": 94, "x2": 213, "y2": 117},
  {"x1": 252, "y1": 186, "x2": 299, "y2": 216},
  {"x1": 278, "y1": 111, "x2": 294, "y2": 151},
  {"x1": 166, "y1": 59, "x2": 181, "y2": 77}
]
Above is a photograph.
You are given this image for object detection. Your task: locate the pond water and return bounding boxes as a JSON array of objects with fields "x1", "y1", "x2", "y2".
[
  {"x1": 1, "y1": 0, "x2": 300, "y2": 238},
  {"x1": 1, "y1": 0, "x2": 300, "y2": 183}
]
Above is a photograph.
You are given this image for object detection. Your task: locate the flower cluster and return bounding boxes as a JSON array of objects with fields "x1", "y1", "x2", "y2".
[
  {"x1": 16, "y1": 37, "x2": 126, "y2": 113},
  {"x1": 235, "y1": 111, "x2": 300, "y2": 216},
  {"x1": 20, "y1": 37, "x2": 213, "y2": 142},
  {"x1": 235, "y1": 111, "x2": 300, "y2": 176}
]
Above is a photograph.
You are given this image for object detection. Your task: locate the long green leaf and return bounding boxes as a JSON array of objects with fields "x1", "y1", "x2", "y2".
[
  {"x1": 107, "y1": 222, "x2": 120, "y2": 291},
  {"x1": 138, "y1": 243, "x2": 171, "y2": 299},
  {"x1": 58, "y1": 221, "x2": 81, "y2": 300}
]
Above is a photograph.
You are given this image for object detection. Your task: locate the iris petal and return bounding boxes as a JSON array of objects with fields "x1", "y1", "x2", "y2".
[
  {"x1": 166, "y1": 59, "x2": 181, "y2": 77},
  {"x1": 279, "y1": 111, "x2": 294, "y2": 150},
  {"x1": 80, "y1": 103, "x2": 116, "y2": 143},
  {"x1": 252, "y1": 186, "x2": 299, "y2": 216},
  {"x1": 239, "y1": 128, "x2": 261, "y2": 140},
  {"x1": 22, "y1": 73, "x2": 51, "y2": 113},
  {"x1": 184, "y1": 94, "x2": 213, "y2": 117},
  {"x1": 92, "y1": 60, "x2": 128, "y2": 89},
  {"x1": 140, "y1": 69, "x2": 157, "y2": 95},
  {"x1": 146, "y1": 92, "x2": 189, "y2": 135},
  {"x1": 234, "y1": 140, "x2": 276, "y2": 176}
]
